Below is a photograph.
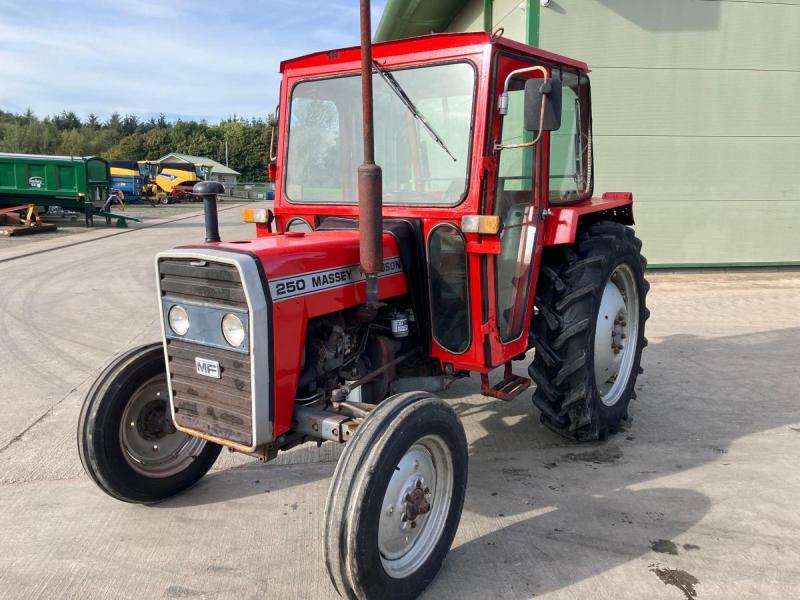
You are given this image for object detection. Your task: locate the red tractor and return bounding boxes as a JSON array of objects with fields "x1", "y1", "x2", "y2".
[{"x1": 78, "y1": 7, "x2": 648, "y2": 598}]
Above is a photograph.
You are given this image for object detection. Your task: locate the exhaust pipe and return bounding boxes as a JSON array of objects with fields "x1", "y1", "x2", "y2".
[
  {"x1": 192, "y1": 180, "x2": 225, "y2": 243},
  {"x1": 358, "y1": 0, "x2": 383, "y2": 307}
]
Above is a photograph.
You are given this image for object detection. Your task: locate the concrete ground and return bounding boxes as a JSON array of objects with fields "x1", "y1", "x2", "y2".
[{"x1": 0, "y1": 208, "x2": 798, "y2": 600}]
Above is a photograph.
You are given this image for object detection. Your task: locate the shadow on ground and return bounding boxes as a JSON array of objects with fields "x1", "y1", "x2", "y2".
[{"x1": 151, "y1": 326, "x2": 799, "y2": 598}]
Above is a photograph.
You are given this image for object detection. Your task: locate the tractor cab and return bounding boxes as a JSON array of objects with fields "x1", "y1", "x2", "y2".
[{"x1": 260, "y1": 32, "x2": 614, "y2": 379}]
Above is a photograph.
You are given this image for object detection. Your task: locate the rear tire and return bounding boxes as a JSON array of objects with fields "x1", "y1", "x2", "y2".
[
  {"x1": 78, "y1": 343, "x2": 221, "y2": 503},
  {"x1": 324, "y1": 391, "x2": 468, "y2": 599},
  {"x1": 529, "y1": 221, "x2": 649, "y2": 440}
]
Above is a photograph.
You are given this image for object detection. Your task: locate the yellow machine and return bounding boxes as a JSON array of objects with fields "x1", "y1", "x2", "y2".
[
  {"x1": 109, "y1": 161, "x2": 167, "y2": 204},
  {"x1": 154, "y1": 162, "x2": 208, "y2": 199}
]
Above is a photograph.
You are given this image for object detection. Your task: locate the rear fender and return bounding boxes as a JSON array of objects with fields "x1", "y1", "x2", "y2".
[{"x1": 542, "y1": 193, "x2": 634, "y2": 246}]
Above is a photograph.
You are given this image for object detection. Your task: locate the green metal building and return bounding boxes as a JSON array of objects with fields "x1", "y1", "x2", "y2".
[{"x1": 376, "y1": 0, "x2": 800, "y2": 266}]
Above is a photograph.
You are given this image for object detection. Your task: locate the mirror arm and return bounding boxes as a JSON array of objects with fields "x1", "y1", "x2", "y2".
[
  {"x1": 494, "y1": 94, "x2": 548, "y2": 153},
  {"x1": 497, "y1": 65, "x2": 549, "y2": 115}
]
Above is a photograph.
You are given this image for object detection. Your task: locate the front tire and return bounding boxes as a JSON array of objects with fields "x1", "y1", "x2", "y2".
[
  {"x1": 529, "y1": 221, "x2": 649, "y2": 440},
  {"x1": 324, "y1": 392, "x2": 468, "y2": 599},
  {"x1": 78, "y1": 343, "x2": 221, "y2": 503}
]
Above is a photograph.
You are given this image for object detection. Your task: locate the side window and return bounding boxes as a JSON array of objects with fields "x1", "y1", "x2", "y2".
[
  {"x1": 549, "y1": 70, "x2": 592, "y2": 203},
  {"x1": 496, "y1": 81, "x2": 534, "y2": 194},
  {"x1": 494, "y1": 75, "x2": 537, "y2": 342},
  {"x1": 428, "y1": 224, "x2": 470, "y2": 353}
]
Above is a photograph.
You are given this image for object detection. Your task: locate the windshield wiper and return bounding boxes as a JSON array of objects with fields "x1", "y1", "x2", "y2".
[{"x1": 372, "y1": 60, "x2": 457, "y2": 162}]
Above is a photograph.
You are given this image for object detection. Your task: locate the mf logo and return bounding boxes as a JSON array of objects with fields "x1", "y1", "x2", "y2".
[
  {"x1": 28, "y1": 176, "x2": 44, "y2": 188},
  {"x1": 195, "y1": 357, "x2": 221, "y2": 379}
]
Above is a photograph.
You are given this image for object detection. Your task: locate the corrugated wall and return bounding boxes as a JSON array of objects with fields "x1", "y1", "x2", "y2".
[
  {"x1": 538, "y1": 0, "x2": 800, "y2": 265},
  {"x1": 447, "y1": 0, "x2": 528, "y2": 41},
  {"x1": 387, "y1": 0, "x2": 800, "y2": 265}
]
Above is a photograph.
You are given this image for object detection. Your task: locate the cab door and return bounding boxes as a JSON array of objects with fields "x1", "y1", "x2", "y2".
[{"x1": 485, "y1": 55, "x2": 551, "y2": 366}]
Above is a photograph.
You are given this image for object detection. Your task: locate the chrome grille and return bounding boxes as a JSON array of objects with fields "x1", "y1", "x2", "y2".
[
  {"x1": 159, "y1": 258, "x2": 247, "y2": 307},
  {"x1": 158, "y1": 257, "x2": 254, "y2": 448}
]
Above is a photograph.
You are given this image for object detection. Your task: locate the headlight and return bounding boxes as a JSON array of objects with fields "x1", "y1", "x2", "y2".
[
  {"x1": 221, "y1": 313, "x2": 245, "y2": 347},
  {"x1": 168, "y1": 305, "x2": 190, "y2": 336}
]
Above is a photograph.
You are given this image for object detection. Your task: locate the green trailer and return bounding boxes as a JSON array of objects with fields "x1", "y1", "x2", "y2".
[{"x1": 0, "y1": 153, "x2": 139, "y2": 226}]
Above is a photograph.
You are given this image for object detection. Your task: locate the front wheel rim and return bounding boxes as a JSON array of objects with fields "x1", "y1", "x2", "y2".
[
  {"x1": 378, "y1": 434, "x2": 454, "y2": 579},
  {"x1": 119, "y1": 375, "x2": 206, "y2": 478},
  {"x1": 594, "y1": 264, "x2": 640, "y2": 407}
]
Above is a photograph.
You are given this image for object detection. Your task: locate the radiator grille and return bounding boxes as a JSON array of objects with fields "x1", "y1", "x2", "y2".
[
  {"x1": 159, "y1": 258, "x2": 247, "y2": 308},
  {"x1": 158, "y1": 258, "x2": 253, "y2": 447}
]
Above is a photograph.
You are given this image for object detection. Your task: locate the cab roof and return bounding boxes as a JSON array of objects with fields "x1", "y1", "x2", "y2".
[{"x1": 280, "y1": 31, "x2": 589, "y2": 74}]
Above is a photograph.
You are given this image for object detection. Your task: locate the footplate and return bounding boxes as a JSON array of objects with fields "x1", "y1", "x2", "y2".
[{"x1": 480, "y1": 363, "x2": 531, "y2": 401}]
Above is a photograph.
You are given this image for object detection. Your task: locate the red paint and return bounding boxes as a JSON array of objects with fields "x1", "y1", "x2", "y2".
[
  {"x1": 200, "y1": 231, "x2": 406, "y2": 435},
  {"x1": 542, "y1": 196, "x2": 635, "y2": 246}
]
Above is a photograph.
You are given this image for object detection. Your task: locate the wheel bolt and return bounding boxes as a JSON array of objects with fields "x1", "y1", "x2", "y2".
[
  {"x1": 152, "y1": 444, "x2": 159, "y2": 452},
  {"x1": 386, "y1": 506, "x2": 394, "y2": 515}
]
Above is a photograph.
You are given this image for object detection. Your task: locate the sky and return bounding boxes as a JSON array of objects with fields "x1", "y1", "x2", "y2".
[{"x1": 0, "y1": 0, "x2": 386, "y2": 123}]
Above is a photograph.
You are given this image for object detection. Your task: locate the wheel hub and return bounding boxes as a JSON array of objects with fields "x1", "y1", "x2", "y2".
[
  {"x1": 136, "y1": 399, "x2": 177, "y2": 441},
  {"x1": 594, "y1": 265, "x2": 639, "y2": 407},
  {"x1": 119, "y1": 375, "x2": 206, "y2": 478},
  {"x1": 379, "y1": 448, "x2": 435, "y2": 559},
  {"x1": 377, "y1": 434, "x2": 454, "y2": 579},
  {"x1": 403, "y1": 482, "x2": 431, "y2": 524}
]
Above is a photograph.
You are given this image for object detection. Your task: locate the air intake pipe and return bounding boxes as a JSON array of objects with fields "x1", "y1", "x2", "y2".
[
  {"x1": 192, "y1": 180, "x2": 225, "y2": 243},
  {"x1": 358, "y1": 0, "x2": 383, "y2": 307}
]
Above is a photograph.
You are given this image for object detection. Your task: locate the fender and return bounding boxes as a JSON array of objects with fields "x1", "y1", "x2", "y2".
[{"x1": 542, "y1": 192, "x2": 635, "y2": 246}]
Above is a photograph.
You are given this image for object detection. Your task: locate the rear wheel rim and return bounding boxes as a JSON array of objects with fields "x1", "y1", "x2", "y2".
[
  {"x1": 594, "y1": 264, "x2": 639, "y2": 407},
  {"x1": 378, "y1": 434, "x2": 454, "y2": 579},
  {"x1": 119, "y1": 375, "x2": 206, "y2": 478}
]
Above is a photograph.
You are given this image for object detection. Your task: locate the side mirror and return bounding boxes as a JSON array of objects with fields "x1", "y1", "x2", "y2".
[
  {"x1": 267, "y1": 162, "x2": 277, "y2": 182},
  {"x1": 524, "y1": 77, "x2": 562, "y2": 132}
]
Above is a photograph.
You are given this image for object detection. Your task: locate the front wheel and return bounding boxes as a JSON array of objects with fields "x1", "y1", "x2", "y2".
[
  {"x1": 324, "y1": 391, "x2": 468, "y2": 599},
  {"x1": 77, "y1": 343, "x2": 221, "y2": 503},
  {"x1": 529, "y1": 221, "x2": 649, "y2": 440}
]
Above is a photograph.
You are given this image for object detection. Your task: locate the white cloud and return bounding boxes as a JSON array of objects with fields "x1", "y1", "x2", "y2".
[{"x1": 0, "y1": 0, "x2": 386, "y2": 121}]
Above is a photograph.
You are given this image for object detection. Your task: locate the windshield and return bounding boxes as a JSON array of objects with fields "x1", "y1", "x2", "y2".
[{"x1": 285, "y1": 62, "x2": 475, "y2": 205}]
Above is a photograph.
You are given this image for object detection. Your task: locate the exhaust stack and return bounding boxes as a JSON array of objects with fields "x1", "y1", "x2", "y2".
[
  {"x1": 192, "y1": 180, "x2": 225, "y2": 243},
  {"x1": 358, "y1": 0, "x2": 383, "y2": 307}
]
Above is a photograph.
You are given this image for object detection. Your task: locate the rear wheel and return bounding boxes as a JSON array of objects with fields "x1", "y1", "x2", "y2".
[
  {"x1": 529, "y1": 221, "x2": 649, "y2": 440},
  {"x1": 78, "y1": 343, "x2": 221, "y2": 503},
  {"x1": 324, "y1": 391, "x2": 468, "y2": 599}
]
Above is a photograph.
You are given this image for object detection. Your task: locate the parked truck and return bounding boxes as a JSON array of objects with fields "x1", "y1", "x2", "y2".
[{"x1": 78, "y1": 6, "x2": 649, "y2": 598}]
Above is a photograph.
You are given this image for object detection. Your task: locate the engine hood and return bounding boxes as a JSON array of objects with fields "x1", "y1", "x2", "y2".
[{"x1": 178, "y1": 229, "x2": 406, "y2": 310}]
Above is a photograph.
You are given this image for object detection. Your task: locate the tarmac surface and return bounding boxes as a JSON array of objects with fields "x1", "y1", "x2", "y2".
[{"x1": 1, "y1": 206, "x2": 798, "y2": 599}]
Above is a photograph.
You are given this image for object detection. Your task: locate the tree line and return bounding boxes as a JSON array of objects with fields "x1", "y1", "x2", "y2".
[{"x1": 0, "y1": 109, "x2": 275, "y2": 182}]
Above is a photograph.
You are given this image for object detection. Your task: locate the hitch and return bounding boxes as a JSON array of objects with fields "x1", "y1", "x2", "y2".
[{"x1": 480, "y1": 362, "x2": 531, "y2": 401}]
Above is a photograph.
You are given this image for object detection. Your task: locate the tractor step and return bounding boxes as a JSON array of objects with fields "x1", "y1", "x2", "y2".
[{"x1": 480, "y1": 363, "x2": 531, "y2": 401}]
